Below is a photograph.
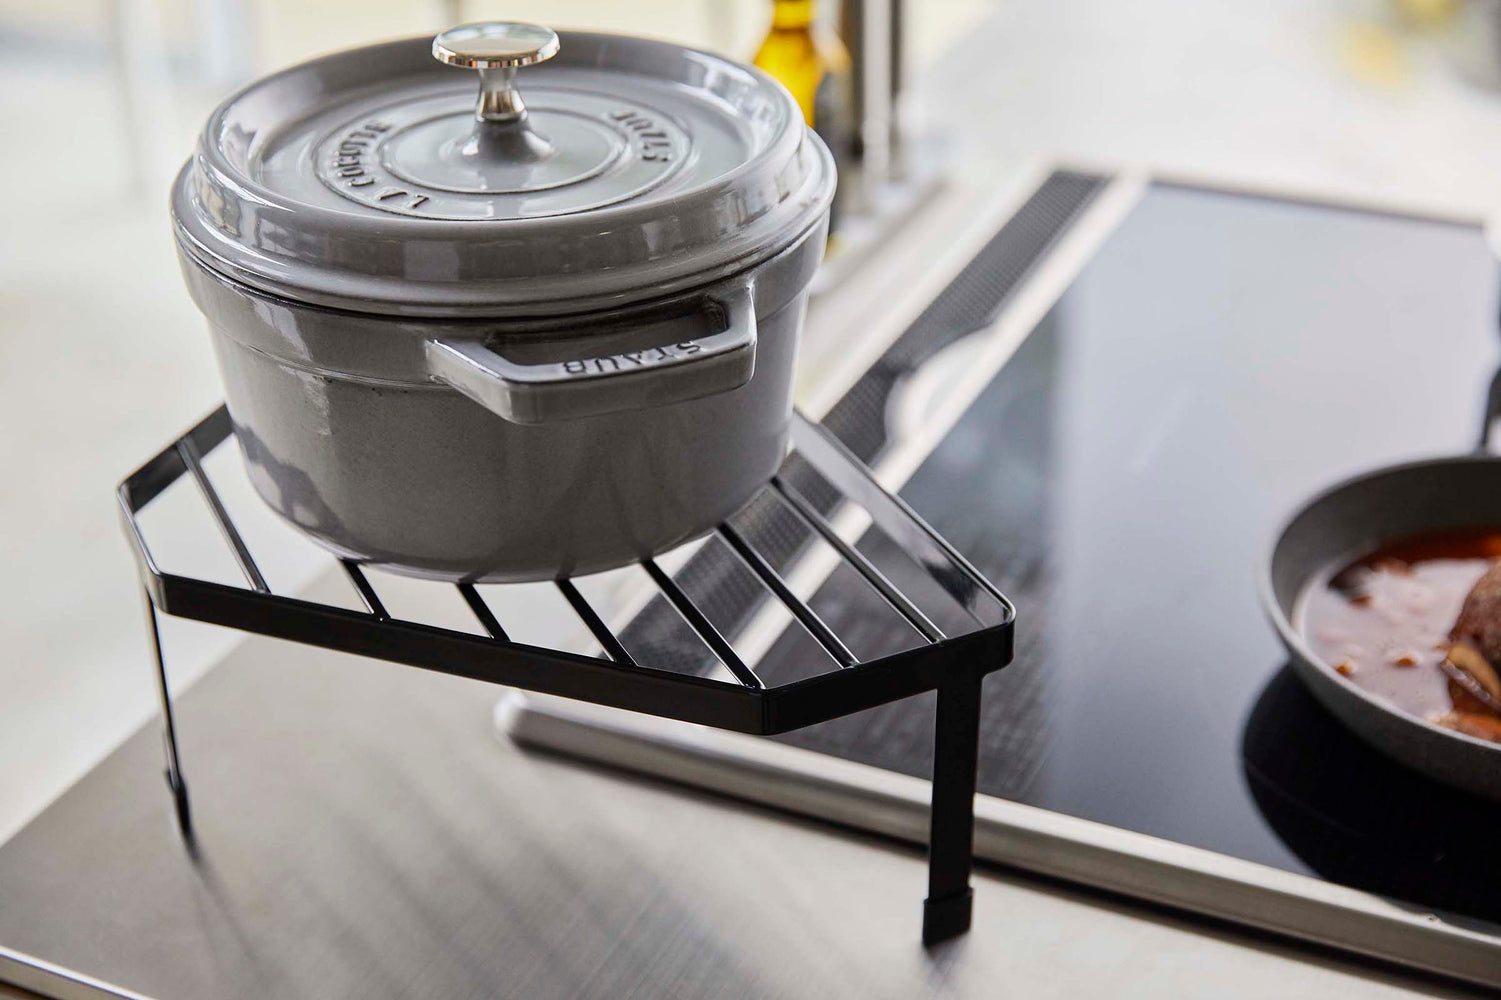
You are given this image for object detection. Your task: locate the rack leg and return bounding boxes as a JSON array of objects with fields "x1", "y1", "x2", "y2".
[
  {"x1": 142, "y1": 588, "x2": 192, "y2": 840},
  {"x1": 923, "y1": 669, "x2": 983, "y2": 945}
]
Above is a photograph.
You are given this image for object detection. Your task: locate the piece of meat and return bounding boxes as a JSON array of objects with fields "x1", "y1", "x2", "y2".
[{"x1": 1449, "y1": 561, "x2": 1501, "y2": 666}]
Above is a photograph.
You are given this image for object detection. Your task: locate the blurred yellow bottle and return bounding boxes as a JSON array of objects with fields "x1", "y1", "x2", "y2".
[
  {"x1": 1392, "y1": 0, "x2": 1458, "y2": 28},
  {"x1": 754, "y1": 1, "x2": 847, "y2": 125},
  {"x1": 754, "y1": 0, "x2": 851, "y2": 234}
]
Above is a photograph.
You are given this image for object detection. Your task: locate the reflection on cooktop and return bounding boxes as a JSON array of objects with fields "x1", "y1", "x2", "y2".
[{"x1": 1243, "y1": 667, "x2": 1501, "y2": 929}]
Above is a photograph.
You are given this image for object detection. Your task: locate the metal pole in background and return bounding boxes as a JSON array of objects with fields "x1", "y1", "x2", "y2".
[
  {"x1": 841, "y1": 0, "x2": 866, "y2": 160},
  {"x1": 110, "y1": 0, "x2": 174, "y2": 196},
  {"x1": 888, "y1": 0, "x2": 906, "y2": 180},
  {"x1": 860, "y1": 0, "x2": 892, "y2": 198},
  {"x1": 194, "y1": 0, "x2": 255, "y2": 87}
]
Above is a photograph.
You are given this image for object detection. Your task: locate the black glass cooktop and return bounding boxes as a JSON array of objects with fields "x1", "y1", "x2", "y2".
[
  {"x1": 735, "y1": 183, "x2": 1501, "y2": 932},
  {"x1": 798, "y1": 184, "x2": 1501, "y2": 924}
]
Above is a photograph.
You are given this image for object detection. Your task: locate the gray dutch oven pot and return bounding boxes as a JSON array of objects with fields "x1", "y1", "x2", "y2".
[{"x1": 171, "y1": 24, "x2": 835, "y2": 582}]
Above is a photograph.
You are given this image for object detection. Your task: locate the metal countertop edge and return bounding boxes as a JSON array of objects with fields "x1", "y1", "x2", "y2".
[
  {"x1": 0, "y1": 947, "x2": 153, "y2": 1000},
  {"x1": 501, "y1": 694, "x2": 1501, "y2": 993}
]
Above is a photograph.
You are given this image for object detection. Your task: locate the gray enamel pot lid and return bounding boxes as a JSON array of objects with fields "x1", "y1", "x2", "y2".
[{"x1": 172, "y1": 23, "x2": 835, "y2": 318}]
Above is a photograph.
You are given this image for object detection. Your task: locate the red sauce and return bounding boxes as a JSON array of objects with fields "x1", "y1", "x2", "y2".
[{"x1": 1299, "y1": 530, "x2": 1501, "y2": 741}]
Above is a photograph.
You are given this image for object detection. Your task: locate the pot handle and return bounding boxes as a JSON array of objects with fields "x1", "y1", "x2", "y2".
[{"x1": 425, "y1": 285, "x2": 757, "y2": 425}]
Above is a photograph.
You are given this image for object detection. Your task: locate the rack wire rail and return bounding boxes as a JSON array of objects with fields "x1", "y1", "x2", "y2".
[{"x1": 119, "y1": 405, "x2": 1016, "y2": 944}]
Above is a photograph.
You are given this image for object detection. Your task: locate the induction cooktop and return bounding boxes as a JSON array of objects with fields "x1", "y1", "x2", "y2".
[{"x1": 508, "y1": 172, "x2": 1501, "y2": 987}]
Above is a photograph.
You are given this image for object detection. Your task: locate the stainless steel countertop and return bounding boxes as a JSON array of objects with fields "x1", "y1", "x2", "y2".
[{"x1": 0, "y1": 569, "x2": 1488, "y2": 999}]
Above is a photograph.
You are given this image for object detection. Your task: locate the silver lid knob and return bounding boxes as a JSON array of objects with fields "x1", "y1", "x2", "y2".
[{"x1": 433, "y1": 22, "x2": 560, "y2": 123}]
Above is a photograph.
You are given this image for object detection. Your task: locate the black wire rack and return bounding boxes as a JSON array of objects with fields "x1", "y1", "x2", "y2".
[{"x1": 118, "y1": 404, "x2": 1016, "y2": 944}]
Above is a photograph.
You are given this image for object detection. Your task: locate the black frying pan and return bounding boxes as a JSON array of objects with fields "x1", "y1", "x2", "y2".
[{"x1": 1261, "y1": 372, "x2": 1501, "y2": 801}]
